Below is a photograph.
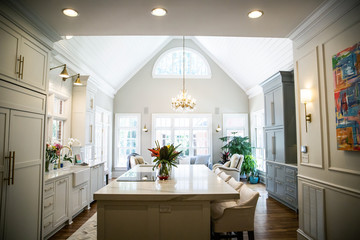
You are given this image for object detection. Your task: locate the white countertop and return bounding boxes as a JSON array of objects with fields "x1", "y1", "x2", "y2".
[
  {"x1": 44, "y1": 161, "x2": 105, "y2": 182},
  {"x1": 94, "y1": 165, "x2": 239, "y2": 201}
]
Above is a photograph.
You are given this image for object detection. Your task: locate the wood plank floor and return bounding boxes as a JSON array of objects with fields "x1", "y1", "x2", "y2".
[{"x1": 49, "y1": 182, "x2": 298, "y2": 240}]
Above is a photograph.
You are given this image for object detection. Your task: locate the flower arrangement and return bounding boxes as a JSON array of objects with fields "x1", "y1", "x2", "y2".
[
  {"x1": 45, "y1": 143, "x2": 62, "y2": 172},
  {"x1": 148, "y1": 140, "x2": 182, "y2": 179}
]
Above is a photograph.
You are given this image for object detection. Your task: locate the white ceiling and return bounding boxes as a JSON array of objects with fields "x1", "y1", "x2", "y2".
[{"x1": 7, "y1": 0, "x2": 326, "y2": 96}]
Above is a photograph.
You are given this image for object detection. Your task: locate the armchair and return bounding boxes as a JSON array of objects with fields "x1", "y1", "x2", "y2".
[
  {"x1": 212, "y1": 154, "x2": 244, "y2": 181},
  {"x1": 211, "y1": 185, "x2": 260, "y2": 240}
]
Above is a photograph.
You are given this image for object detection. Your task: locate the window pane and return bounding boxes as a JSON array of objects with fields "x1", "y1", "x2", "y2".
[
  {"x1": 155, "y1": 130, "x2": 171, "y2": 146},
  {"x1": 193, "y1": 130, "x2": 208, "y2": 147},
  {"x1": 174, "y1": 118, "x2": 189, "y2": 127},
  {"x1": 193, "y1": 148, "x2": 209, "y2": 156},
  {"x1": 156, "y1": 118, "x2": 171, "y2": 127},
  {"x1": 193, "y1": 118, "x2": 208, "y2": 127}
]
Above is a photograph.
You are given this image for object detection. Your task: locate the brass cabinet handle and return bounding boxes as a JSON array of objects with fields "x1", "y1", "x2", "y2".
[
  {"x1": 90, "y1": 125, "x2": 93, "y2": 143},
  {"x1": 20, "y1": 56, "x2": 24, "y2": 79},
  {"x1": 44, "y1": 187, "x2": 53, "y2": 192},
  {"x1": 16, "y1": 55, "x2": 22, "y2": 78},
  {"x1": 44, "y1": 222, "x2": 52, "y2": 227},
  {"x1": 80, "y1": 187, "x2": 84, "y2": 191},
  {"x1": 44, "y1": 203, "x2": 52, "y2": 208},
  {"x1": 272, "y1": 136, "x2": 276, "y2": 155},
  {"x1": 4, "y1": 152, "x2": 12, "y2": 185},
  {"x1": 12, "y1": 151, "x2": 15, "y2": 185},
  {"x1": 58, "y1": 179, "x2": 66, "y2": 184},
  {"x1": 286, "y1": 197, "x2": 293, "y2": 202}
]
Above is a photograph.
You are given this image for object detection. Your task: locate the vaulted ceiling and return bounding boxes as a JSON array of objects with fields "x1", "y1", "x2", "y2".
[{"x1": 6, "y1": 0, "x2": 326, "y2": 97}]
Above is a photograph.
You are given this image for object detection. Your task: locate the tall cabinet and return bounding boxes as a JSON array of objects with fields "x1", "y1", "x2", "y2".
[
  {"x1": 260, "y1": 71, "x2": 298, "y2": 211},
  {"x1": 0, "y1": 14, "x2": 49, "y2": 239}
]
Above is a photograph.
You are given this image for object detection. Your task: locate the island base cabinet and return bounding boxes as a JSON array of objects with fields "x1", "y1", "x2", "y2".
[{"x1": 97, "y1": 201, "x2": 210, "y2": 240}]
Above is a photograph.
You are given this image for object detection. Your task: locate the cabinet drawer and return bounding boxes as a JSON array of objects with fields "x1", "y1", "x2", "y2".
[
  {"x1": 286, "y1": 185, "x2": 296, "y2": 198},
  {"x1": 43, "y1": 195, "x2": 54, "y2": 216},
  {"x1": 266, "y1": 162, "x2": 275, "y2": 177},
  {"x1": 285, "y1": 176, "x2": 296, "y2": 186},
  {"x1": 44, "y1": 182, "x2": 54, "y2": 197},
  {"x1": 285, "y1": 194, "x2": 297, "y2": 206},
  {"x1": 43, "y1": 214, "x2": 53, "y2": 235},
  {"x1": 275, "y1": 164, "x2": 285, "y2": 182},
  {"x1": 285, "y1": 167, "x2": 296, "y2": 177}
]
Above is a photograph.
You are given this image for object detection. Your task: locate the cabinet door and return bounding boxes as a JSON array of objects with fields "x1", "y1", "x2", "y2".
[
  {"x1": 97, "y1": 164, "x2": 104, "y2": 190},
  {"x1": 90, "y1": 166, "x2": 97, "y2": 202},
  {"x1": 5, "y1": 110, "x2": 44, "y2": 240},
  {"x1": 265, "y1": 131, "x2": 274, "y2": 161},
  {"x1": 81, "y1": 184, "x2": 88, "y2": 207},
  {"x1": 20, "y1": 38, "x2": 47, "y2": 91},
  {"x1": 264, "y1": 92, "x2": 274, "y2": 127},
  {"x1": 275, "y1": 181, "x2": 285, "y2": 199},
  {"x1": 0, "y1": 23, "x2": 21, "y2": 81},
  {"x1": 273, "y1": 87, "x2": 284, "y2": 126},
  {"x1": 54, "y1": 177, "x2": 68, "y2": 226},
  {"x1": 274, "y1": 129, "x2": 285, "y2": 163},
  {"x1": 266, "y1": 175, "x2": 275, "y2": 193},
  {"x1": 275, "y1": 164, "x2": 285, "y2": 182},
  {"x1": 72, "y1": 187, "x2": 81, "y2": 215},
  {"x1": 0, "y1": 108, "x2": 9, "y2": 239}
]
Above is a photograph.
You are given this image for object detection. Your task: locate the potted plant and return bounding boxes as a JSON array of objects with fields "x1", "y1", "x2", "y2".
[
  {"x1": 219, "y1": 133, "x2": 252, "y2": 156},
  {"x1": 220, "y1": 151, "x2": 230, "y2": 164},
  {"x1": 240, "y1": 155, "x2": 257, "y2": 181},
  {"x1": 249, "y1": 169, "x2": 259, "y2": 184}
]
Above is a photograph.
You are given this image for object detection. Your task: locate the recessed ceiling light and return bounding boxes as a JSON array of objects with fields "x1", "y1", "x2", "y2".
[
  {"x1": 151, "y1": 8, "x2": 167, "y2": 17},
  {"x1": 248, "y1": 10, "x2": 263, "y2": 19},
  {"x1": 63, "y1": 8, "x2": 79, "y2": 17},
  {"x1": 65, "y1": 35, "x2": 73, "y2": 40}
]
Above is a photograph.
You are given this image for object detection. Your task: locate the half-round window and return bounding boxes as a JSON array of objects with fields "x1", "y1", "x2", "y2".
[{"x1": 152, "y1": 47, "x2": 211, "y2": 78}]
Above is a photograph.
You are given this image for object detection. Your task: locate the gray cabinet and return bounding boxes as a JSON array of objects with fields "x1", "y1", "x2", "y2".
[
  {"x1": 266, "y1": 162, "x2": 298, "y2": 210},
  {"x1": 261, "y1": 71, "x2": 298, "y2": 210}
]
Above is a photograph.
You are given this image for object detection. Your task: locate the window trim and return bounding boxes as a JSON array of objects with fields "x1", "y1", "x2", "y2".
[
  {"x1": 152, "y1": 47, "x2": 212, "y2": 79},
  {"x1": 151, "y1": 113, "x2": 212, "y2": 158},
  {"x1": 250, "y1": 109, "x2": 265, "y2": 172},
  {"x1": 95, "y1": 106, "x2": 112, "y2": 173},
  {"x1": 114, "y1": 113, "x2": 141, "y2": 170}
]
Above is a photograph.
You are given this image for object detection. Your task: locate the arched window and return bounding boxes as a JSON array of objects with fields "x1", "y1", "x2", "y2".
[{"x1": 152, "y1": 47, "x2": 211, "y2": 78}]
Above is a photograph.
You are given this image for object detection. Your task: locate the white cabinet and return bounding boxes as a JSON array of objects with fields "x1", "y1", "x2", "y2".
[
  {"x1": 72, "y1": 182, "x2": 89, "y2": 215},
  {"x1": 0, "y1": 82, "x2": 45, "y2": 240},
  {"x1": 54, "y1": 177, "x2": 69, "y2": 226},
  {"x1": 0, "y1": 20, "x2": 48, "y2": 92},
  {"x1": 90, "y1": 163, "x2": 104, "y2": 202},
  {"x1": 42, "y1": 175, "x2": 70, "y2": 238}
]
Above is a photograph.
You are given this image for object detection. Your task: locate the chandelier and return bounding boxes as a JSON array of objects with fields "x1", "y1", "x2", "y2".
[{"x1": 171, "y1": 36, "x2": 197, "y2": 112}]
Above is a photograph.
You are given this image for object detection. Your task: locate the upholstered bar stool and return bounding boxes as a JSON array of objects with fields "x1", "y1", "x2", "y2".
[
  {"x1": 211, "y1": 185, "x2": 260, "y2": 240},
  {"x1": 219, "y1": 172, "x2": 232, "y2": 182}
]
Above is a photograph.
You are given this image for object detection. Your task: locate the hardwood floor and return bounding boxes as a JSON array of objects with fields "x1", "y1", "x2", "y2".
[
  {"x1": 49, "y1": 182, "x2": 298, "y2": 240},
  {"x1": 49, "y1": 202, "x2": 97, "y2": 240}
]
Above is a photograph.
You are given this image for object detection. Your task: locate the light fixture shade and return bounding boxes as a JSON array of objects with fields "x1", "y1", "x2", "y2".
[
  {"x1": 59, "y1": 65, "x2": 69, "y2": 78},
  {"x1": 73, "y1": 74, "x2": 82, "y2": 85},
  {"x1": 248, "y1": 10, "x2": 263, "y2": 18},
  {"x1": 300, "y1": 89, "x2": 312, "y2": 103},
  {"x1": 151, "y1": 8, "x2": 167, "y2": 16},
  {"x1": 216, "y1": 124, "x2": 222, "y2": 132},
  {"x1": 142, "y1": 124, "x2": 148, "y2": 132}
]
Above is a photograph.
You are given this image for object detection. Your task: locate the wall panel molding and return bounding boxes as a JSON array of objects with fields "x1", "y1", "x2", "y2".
[{"x1": 298, "y1": 175, "x2": 360, "y2": 197}]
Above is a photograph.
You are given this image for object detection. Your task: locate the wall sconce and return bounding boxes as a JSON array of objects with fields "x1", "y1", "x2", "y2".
[
  {"x1": 300, "y1": 89, "x2": 312, "y2": 132},
  {"x1": 142, "y1": 124, "x2": 148, "y2": 132},
  {"x1": 216, "y1": 124, "x2": 222, "y2": 132},
  {"x1": 50, "y1": 64, "x2": 69, "y2": 78},
  {"x1": 63, "y1": 73, "x2": 82, "y2": 85}
]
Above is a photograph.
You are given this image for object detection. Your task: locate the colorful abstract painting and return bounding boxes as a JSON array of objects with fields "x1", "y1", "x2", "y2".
[{"x1": 332, "y1": 42, "x2": 360, "y2": 151}]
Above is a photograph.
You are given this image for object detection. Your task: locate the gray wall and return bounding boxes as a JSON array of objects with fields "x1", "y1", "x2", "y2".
[{"x1": 114, "y1": 39, "x2": 248, "y2": 164}]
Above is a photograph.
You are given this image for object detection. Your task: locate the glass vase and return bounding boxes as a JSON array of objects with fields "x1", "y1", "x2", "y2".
[{"x1": 157, "y1": 163, "x2": 171, "y2": 180}]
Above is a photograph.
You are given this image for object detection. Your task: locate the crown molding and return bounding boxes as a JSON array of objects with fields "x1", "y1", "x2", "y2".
[
  {"x1": 288, "y1": 0, "x2": 360, "y2": 49},
  {"x1": 246, "y1": 85, "x2": 263, "y2": 99},
  {"x1": 1, "y1": 0, "x2": 61, "y2": 44},
  {"x1": 52, "y1": 44, "x2": 116, "y2": 98}
]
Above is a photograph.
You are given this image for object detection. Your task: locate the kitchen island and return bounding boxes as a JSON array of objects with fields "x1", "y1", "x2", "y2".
[{"x1": 94, "y1": 164, "x2": 239, "y2": 240}]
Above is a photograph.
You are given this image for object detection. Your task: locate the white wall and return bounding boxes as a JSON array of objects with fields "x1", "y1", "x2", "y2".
[
  {"x1": 292, "y1": 1, "x2": 360, "y2": 239},
  {"x1": 114, "y1": 39, "x2": 248, "y2": 165}
]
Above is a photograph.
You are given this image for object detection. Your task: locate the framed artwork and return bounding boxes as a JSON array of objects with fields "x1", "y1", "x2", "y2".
[
  {"x1": 332, "y1": 41, "x2": 360, "y2": 151},
  {"x1": 75, "y1": 154, "x2": 82, "y2": 163}
]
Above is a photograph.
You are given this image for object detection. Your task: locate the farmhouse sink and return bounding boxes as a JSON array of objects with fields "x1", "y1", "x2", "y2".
[{"x1": 71, "y1": 166, "x2": 90, "y2": 187}]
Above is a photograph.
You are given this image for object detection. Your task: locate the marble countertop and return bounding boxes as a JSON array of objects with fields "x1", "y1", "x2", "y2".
[
  {"x1": 44, "y1": 161, "x2": 105, "y2": 182},
  {"x1": 94, "y1": 165, "x2": 239, "y2": 201}
]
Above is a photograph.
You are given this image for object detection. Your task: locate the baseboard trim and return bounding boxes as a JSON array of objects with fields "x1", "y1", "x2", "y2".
[{"x1": 297, "y1": 229, "x2": 313, "y2": 240}]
